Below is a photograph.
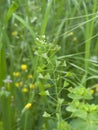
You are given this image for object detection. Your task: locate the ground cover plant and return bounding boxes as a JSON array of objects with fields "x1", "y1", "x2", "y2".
[{"x1": 0, "y1": 0, "x2": 98, "y2": 130}]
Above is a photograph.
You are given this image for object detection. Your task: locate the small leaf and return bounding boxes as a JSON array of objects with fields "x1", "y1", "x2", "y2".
[
  {"x1": 5, "y1": 2, "x2": 19, "y2": 24},
  {"x1": 64, "y1": 81, "x2": 69, "y2": 87},
  {"x1": 39, "y1": 90, "x2": 50, "y2": 96},
  {"x1": 38, "y1": 73, "x2": 44, "y2": 79},
  {"x1": 43, "y1": 111, "x2": 51, "y2": 118},
  {"x1": 58, "y1": 98, "x2": 64, "y2": 105}
]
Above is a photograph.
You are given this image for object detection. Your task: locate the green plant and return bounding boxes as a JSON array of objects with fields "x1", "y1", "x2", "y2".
[
  {"x1": 66, "y1": 86, "x2": 98, "y2": 130},
  {"x1": 0, "y1": 0, "x2": 98, "y2": 130}
]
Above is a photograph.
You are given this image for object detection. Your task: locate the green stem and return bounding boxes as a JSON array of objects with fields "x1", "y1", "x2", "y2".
[
  {"x1": 0, "y1": 41, "x2": 7, "y2": 87},
  {"x1": 82, "y1": 0, "x2": 97, "y2": 85},
  {"x1": 24, "y1": 112, "x2": 29, "y2": 130},
  {"x1": 40, "y1": 0, "x2": 53, "y2": 36}
]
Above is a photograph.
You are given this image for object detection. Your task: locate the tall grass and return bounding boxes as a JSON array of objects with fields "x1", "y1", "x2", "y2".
[{"x1": 0, "y1": 0, "x2": 98, "y2": 130}]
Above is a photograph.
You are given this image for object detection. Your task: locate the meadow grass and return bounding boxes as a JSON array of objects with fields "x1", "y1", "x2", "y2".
[{"x1": 0, "y1": 0, "x2": 98, "y2": 130}]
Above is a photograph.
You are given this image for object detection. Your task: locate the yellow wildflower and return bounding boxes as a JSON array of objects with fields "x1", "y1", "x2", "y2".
[
  {"x1": 15, "y1": 82, "x2": 19, "y2": 87},
  {"x1": 29, "y1": 84, "x2": 36, "y2": 89},
  {"x1": 73, "y1": 37, "x2": 77, "y2": 42},
  {"x1": 11, "y1": 31, "x2": 18, "y2": 36},
  {"x1": 96, "y1": 86, "x2": 98, "y2": 91},
  {"x1": 69, "y1": 32, "x2": 74, "y2": 36},
  {"x1": 22, "y1": 103, "x2": 32, "y2": 114},
  {"x1": 22, "y1": 88, "x2": 28, "y2": 93},
  {"x1": 13, "y1": 72, "x2": 20, "y2": 77},
  {"x1": 24, "y1": 103, "x2": 32, "y2": 109},
  {"x1": 21, "y1": 64, "x2": 27, "y2": 71},
  {"x1": 28, "y1": 74, "x2": 33, "y2": 79},
  {"x1": 19, "y1": 81, "x2": 23, "y2": 86},
  {"x1": 90, "y1": 89, "x2": 94, "y2": 94}
]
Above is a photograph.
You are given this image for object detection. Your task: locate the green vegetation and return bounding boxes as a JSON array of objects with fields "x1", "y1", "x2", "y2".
[{"x1": 0, "y1": 0, "x2": 98, "y2": 130}]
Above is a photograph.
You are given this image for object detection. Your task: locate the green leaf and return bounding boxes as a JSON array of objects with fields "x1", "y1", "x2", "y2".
[
  {"x1": 64, "y1": 81, "x2": 69, "y2": 87},
  {"x1": 0, "y1": 43, "x2": 7, "y2": 87},
  {"x1": 58, "y1": 98, "x2": 64, "y2": 105},
  {"x1": 5, "y1": 1, "x2": 19, "y2": 24},
  {"x1": 43, "y1": 111, "x2": 51, "y2": 118},
  {"x1": 40, "y1": 0, "x2": 53, "y2": 35},
  {"x1": 70, "y1": 118, "x2": 98, "y2": 130},
  {"x1": 39, "y1": 90, "x2": 50, "y2": 96},
  {"x1": 68, "y1": 87, "x2": 93, "y2": 100},
  {"x1": 13, "y1": 13, "x2": 36, "y2": 42}
]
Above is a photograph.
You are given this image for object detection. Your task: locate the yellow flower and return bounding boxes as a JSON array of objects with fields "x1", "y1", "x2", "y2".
[
  {"x1": 24, "y1": 103, "x2": 32, "y2": 109},
  {"x1": 28, "y1": 74, "x2": 33, "y2": 79},
  {"x1": 73, "y1": 37, "x2": 77, "y2": 42},
  {"x1": 22, "y1": 103, "x2": 32, "y2": 113},
  {"x1": 21, "y1": 64, "x2": 27, "y2": 71},
  {"x1": 29, "y1": 84, "x2": 36, "y2": 89},
  {"x1": 11, "y1": 31, "x2": 18, "y2": 36},
  {"x1": 90, "y1": 89, "x2": 94, "y2": 94},
  {"x1": 22, "y1": 88, "x2": 28, "y2": 93},
  {"x1": 15, "y1": 82, "x2": 19, "y2": 87},
  {"x1": 69, "y1": 32, "x2": 74, "y2": 36},
  {"x1": 95, "y1": 85, "x2": 98, "y2": 91},
  {"x1": 19, "y1": 81, "x2": 23, "y2": 86},
  {"x1": 13, "y1": 72, "x2": 20, "y2": 77}
]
